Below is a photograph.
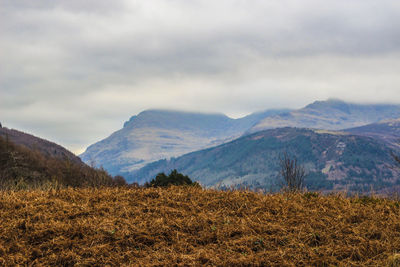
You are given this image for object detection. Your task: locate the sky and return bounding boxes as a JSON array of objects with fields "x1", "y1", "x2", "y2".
[{"x1": 1, "y1": 0, "x2": 400, "y2": 154}]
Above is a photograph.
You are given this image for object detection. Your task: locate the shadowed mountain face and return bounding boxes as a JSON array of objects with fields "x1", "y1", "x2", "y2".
[
  {"x1": 249, "y1": 99, "x2": 400, "y2": 133},
  {"x1": 0, "y1": 127, "x2": 82, "y2": 164},
  {"x1": 132, "y1": 128, "x2": 400, "y2": 193},
  {"x1": 345, "y1": 119, "x2": 400, "y2": 149},
  {"x1": 80, "y1": 109, "x2": 290, "y2": 176}
]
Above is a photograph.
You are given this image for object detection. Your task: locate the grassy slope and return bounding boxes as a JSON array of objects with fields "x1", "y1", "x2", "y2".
[{"x1": 1, "y1": 187, "x2": 400, "y2": 266}]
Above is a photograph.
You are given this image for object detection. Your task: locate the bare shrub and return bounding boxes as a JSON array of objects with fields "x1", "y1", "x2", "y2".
[
  {"x1": 113, "y1": 175, "x2": 128, "y2": 187},
  {"x1": 279, "y1": 152, "x2": 306, "y2": 192}
]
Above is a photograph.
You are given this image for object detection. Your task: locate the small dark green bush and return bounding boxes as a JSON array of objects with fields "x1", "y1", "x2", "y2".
[{"x1": 147, "y1": 170, "x2": 199, "y2": 187}]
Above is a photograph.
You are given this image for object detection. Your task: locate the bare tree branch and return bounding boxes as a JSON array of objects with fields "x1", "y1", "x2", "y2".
[{"x1": 279, "y1": 152, "x2": 306, "y2": 192}]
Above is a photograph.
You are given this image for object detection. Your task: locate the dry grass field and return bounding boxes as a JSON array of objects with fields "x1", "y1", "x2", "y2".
[{"x1": 1, "y1": 186, "x2": 400, "y2": 266}]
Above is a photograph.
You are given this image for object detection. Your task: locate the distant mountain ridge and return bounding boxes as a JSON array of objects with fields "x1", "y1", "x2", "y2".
[
  {"x1": 80, "y1": 108, "x2": 290, "y2": 176},
  {"x1": 249, "y1": 99, "x2": 400, "y2": 133},
  {"x1": 132, "y1": 127, "x2": 400, "y2": 193},
  {"x1": 345, "y1": 118, "x2": 400, "y2": 149}
]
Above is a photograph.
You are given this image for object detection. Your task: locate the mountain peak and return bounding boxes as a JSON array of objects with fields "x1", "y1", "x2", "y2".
[
  {"x1": 122, "y1": 109, "x2": 231, "y2": 130},
  {"x1": 249, "y1": 99, "x2": 400, "y2": 133},
  {"x1": 304, "y1": 99, "x2": 348, "y2": 110},
  {"x1": 123, "y1": 109, "x2": 229, "y2": 128},
  {"x1": 82, "y1": 108, "x2": 290, "y2": 175},
  {"x1": 326, "y1": 98, "x2": 345, "y2": 103}
]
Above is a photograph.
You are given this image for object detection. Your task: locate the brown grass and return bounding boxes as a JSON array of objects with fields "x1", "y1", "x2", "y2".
[{"x1": 0, "y1": 187, "x2": 400, "y2": 266}]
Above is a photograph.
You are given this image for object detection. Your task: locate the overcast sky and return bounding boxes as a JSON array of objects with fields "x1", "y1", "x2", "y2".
[{"x1": 1, "y1": 0, "x2": 400, "y2": 154}]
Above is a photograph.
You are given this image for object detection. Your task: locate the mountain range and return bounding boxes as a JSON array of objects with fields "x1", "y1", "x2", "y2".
[
  {"x1": 345, "y1": 118, "x2": 400, "y2": 149},
  {"x1": 80, "y1": 108, "x2": 290, "y2": 175},
  {"x1": 249, "y1": 99, "x2": 400, "y2": 133},
  {"x1": 2, "y1": 98, "x2": 400, "y2": 193},
  {"x1": 80, "y1": 99, "x2": 400, "y2": 189}
]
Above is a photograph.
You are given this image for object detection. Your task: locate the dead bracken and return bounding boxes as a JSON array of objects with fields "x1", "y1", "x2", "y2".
[{"x1": 0, "y1": 186, "x2": 400, "y2": 266}]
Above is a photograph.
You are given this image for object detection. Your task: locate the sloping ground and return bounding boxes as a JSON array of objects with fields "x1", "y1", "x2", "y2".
[
  {"x1": 1, "y1": 187, "x2": 400, "y2": 266},
  {"x1": 345, "y1": 118, "x2": 400, "y2": 149},
  {"x1": 0, "y1": 136, "x2": 114, "y2": 189},
  {"x1": 0, "y1": 127, "x2": 82, "y2": 164}
]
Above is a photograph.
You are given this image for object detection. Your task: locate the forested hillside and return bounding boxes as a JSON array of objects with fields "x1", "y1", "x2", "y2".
[
  {"x1": 345, "y1": 118, "x2": 400, "y2": 149},
  {"x1": 0, "y1": 127, "x2": 82, "y2": 164},
  {"x1": 0, "y1": 135, "x2": 115, "y2": 189},
  {"x1": 133, "y1": 128, "x2": 400, "y2": 193}
]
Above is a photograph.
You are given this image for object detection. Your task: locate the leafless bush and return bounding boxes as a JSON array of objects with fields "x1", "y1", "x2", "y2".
[
  {"x1": 279, "y1": 152, "x2": 306, "y2": 192},
  {"x1": 113, "y1": 175, "x2": 128, "y2": 187}
]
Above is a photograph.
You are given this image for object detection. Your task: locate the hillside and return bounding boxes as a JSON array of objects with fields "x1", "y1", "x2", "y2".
[
  {"x1": 80, "y1": 109, "x2": 289, "y2": 176},
  {"x1": 133, "y1": 128, "x2": 400, "y2": 193},
  {"x1": 0, "y1": 126, "x2": 82, "y2": 164},
  {"x1": 1, "y1": 187, "x2": 400, "y2": 266},
  {"x1": 345, "y1": 118, "x2": 400, "y2": 149},
  {"x1": 249, "y1": 99, "x2": 400, "y2": 133},
  {"x1": 0, "y1": 135, "x2": 114, "y2": 189}
]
